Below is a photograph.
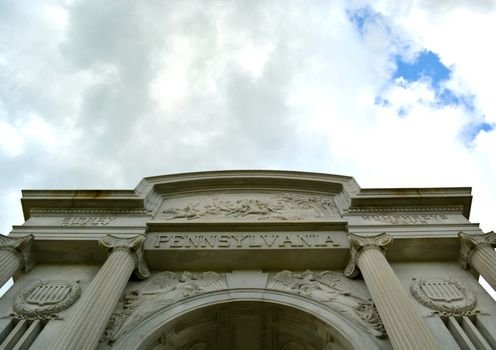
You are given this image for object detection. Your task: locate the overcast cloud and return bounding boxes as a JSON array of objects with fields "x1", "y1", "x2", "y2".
[{"x1": 1, "y1": 0, "x2": 495, "y2": 240}]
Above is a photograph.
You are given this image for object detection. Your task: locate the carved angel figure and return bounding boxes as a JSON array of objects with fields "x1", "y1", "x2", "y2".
[
  {"x1": 105, "y1": 271, "x2": 225, "y2": 342},
  {"x1": 272, "y1": 270, "x2": 385, "y2": 337}
]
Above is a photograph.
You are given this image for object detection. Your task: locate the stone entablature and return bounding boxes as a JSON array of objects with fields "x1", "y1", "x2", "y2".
[{"x1": 2, "y1": 170, "x2": 494, "y2": 350}]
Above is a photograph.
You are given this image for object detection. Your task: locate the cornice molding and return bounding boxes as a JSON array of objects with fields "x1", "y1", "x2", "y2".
[
  {"x1": 30, "y1": 208, "x2": 150, "y2": 216},
  {"x1": 346, "y1": 206, "x2": 463, "y2": 214}
]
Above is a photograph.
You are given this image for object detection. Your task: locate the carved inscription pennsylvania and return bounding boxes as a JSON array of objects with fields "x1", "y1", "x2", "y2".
[{"x1": 150, "y1": 232, "x2": 340, "y2": 249}]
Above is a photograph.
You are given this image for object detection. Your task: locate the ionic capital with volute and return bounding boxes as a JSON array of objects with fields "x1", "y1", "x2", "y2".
[
  {"x1": 99, "y1": 234, "x2": 150, "y2": 279},
  {"x1": 459, "y1": 231, "x2": 496, "y2": 269},
  {"x1": 345, "y1": 233, "x2": 393, "y2": 278},
  {"x1": 0, "y1": 233, "x2": 34, "y2": 273}
]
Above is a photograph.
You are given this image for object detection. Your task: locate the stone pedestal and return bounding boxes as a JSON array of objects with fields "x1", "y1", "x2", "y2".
[
  {"x1": 0, "y1": 234, "x2": 33, "y2": 287},
  {"x1": 345, "y1": 233, "x2": 440, "y2": 350},
  {"x1": 49, "y1": 234, "x2": 149, "y2": 350},
  {"x1": 459, "y1": 231, "x2": 496, "y2": 290}
]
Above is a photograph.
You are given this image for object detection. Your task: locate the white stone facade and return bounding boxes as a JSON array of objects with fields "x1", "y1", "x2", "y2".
[{"x1": 0, "y1": 170, "x2": 495, "y2": 349}]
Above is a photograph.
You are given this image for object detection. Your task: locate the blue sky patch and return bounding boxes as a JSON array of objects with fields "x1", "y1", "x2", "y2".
[
  {"x1": 393, "y1": 51, "x2": 450, "y2": 88},
  {"x1": 347, "y1": 7, "x2": 377, "y2": 36},
  {"x1": 376, "y1": 50, "x2": 477, "y2": 114},
  {"x1": 437, "y1": 89, "x2": 475, "y2": 112},
  {"x1": 461, "y1": 121, "x2": 495, "y2": 144}
]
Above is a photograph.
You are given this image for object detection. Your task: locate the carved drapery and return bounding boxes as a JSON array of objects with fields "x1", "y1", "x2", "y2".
[
  {"x1": 459, "y1": 231, "x2": 496, "y2": 290},
  {"x1": 50, "y1": 234, "x2": 149, "y2": 350},
  {"x1": 0, "y1": 234, "x2": 34, "y2": 287},
  {"x1": 345, "y1": 233, "x2": 441, "y2": 350}
]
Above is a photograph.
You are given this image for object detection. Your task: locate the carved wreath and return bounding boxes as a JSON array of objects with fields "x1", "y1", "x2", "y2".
[
  {"x1": 14, "y1": 280, "x2": 81, "y2": 317},
  {"x1": 410, "y1": 277, "x2": 476, "y2": 313}
]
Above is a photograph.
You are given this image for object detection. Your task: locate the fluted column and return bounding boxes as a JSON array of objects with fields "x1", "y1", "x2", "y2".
[
  {"x1": 50, "y1": 234, "x2": 149, "y2": 350},
  {"x1": 345, "y1": 233, "x2": 440, "y2": 350},
  {"x1": 459, "y1": 231, "x2": 496, "y2": 290},
  {"x1": 0, "y1": 234, "x2": 34, "y2": 287}
]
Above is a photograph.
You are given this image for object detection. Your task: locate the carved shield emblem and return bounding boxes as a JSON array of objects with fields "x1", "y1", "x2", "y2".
[
  {"x1": 411, "y1": 277, "x2": 476, "y2": 313},
  {"x1": 15, "y1": 280, "x2": 80, "y2": 317},
  {"x1": 26, "y1": 283, "x2": 71, "y2": 306}
]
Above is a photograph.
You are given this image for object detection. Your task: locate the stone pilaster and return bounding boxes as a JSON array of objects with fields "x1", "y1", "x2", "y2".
[
  {"x1": 345, "y1": 233, "x2": 440, "y2": 350},
  {"x1": 50, "y1": 234, "x2": 149, "y2": 350},
  {"x1": 459, "y1": 231, "x2": 496, "y2": 290},
  {"x1": 0, "y1": 234, "x2": 34, "y2": 287}
]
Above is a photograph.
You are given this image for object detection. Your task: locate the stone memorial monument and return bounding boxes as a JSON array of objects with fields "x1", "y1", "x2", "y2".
[{"x1": 0, "y1": 170, "x2": 495, "y2": 349}]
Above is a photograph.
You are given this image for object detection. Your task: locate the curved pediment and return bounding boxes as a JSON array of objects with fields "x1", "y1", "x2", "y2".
[{"x1": 137, "y1": 170, "x2": 361, "y2": 221}]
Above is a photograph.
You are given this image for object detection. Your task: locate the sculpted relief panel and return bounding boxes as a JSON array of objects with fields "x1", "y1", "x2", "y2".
[
  {"x1": 104, "y1": 272, "x2": 227, "y2": 342},
  {"x1": 268, "y1": 270, "x2": 385, "y2": 338},
  {"x1": 105, "y1": 270, "x2": 385, "y2": 344},
  {"x1": 158, "y1": 193, "x2": 340, "y2": 221}
]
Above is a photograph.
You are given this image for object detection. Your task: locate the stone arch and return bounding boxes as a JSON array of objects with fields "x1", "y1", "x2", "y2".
[{"x1": 110, "y1": 289, "x2": 382, "y2": 350}]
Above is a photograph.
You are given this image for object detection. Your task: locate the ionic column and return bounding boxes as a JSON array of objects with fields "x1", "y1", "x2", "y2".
[
  {"x1": 345, "y1": 233, "x2": 440, "y2": 350},
  {"x1": 50, "y1": 234, "x2": 149, "y2": 350},
  {"x1": 0, "y1": 234, "x2": 34, "y2": 287},
  {"x1": 459, "y1": 231, "x2": 496, "y2": 290}
]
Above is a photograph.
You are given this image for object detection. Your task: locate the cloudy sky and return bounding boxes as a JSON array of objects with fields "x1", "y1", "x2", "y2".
[{"x1": 1, "y1": 2, "x2": 495, "y2": 238}]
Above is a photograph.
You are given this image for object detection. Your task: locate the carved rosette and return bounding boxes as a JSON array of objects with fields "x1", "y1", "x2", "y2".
[
  {"x1": 459, "y1": 231, "x2": 496, "y2": 269},
  {"x1": 344, "y1": 233, "x2": 393, "y2": 278},
  {"x1": 99, "y1": 234, "x2": 150, "y2": 279},
  {"x1": 0, "y1": 234, "x2": 34, "y2": 272},
  {"x1": 14, "y1": 280, "x2": 81, "y2": 317},
  {"x1": 410, "y1": 277, "x2": 476, "y2": 314}
]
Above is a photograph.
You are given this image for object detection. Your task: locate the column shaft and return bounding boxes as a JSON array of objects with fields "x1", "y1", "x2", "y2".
[
  {"x1": 50, "y1": 250, "x2": 135, "y2": 350},
  {"x1": 470, "y1": 246, "x2": 496, "y2": 290},
  {"x1": 0, "y1": 250, "x2": 21, "y2": 288},
  {"x1": 358, "y1": 248, "x2": 440, "y2": 350}
]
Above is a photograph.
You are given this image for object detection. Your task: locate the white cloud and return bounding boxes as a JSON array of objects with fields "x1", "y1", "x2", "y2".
[{"x1": 0, "y1": 1, "x2": 494, "y2": 306}]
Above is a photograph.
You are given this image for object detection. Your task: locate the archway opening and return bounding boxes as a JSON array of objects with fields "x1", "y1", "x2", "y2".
[
  {"x1": 142, "y1": 301, "x2": 349, "y2": 350},
  {"x1": 110, "y1": 290, "x2": 382, "y2": 350}
]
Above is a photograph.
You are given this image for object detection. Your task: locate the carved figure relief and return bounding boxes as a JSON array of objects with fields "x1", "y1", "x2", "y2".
[
  {"x1": 104, "y1": 271, "x2": 226, "y2": 342},
  {"x1": 14, "y1": 280, "x2": 80, "y2": 317},
  {"x1": 160, "y1": 193, "x2": 339, "y2": 221},
  {"x1": 268, "y1": 270, "x2": 385, "y2": 338},
  {"x1": 411, "y1": 277, "x2": 476, "y2": 313}
]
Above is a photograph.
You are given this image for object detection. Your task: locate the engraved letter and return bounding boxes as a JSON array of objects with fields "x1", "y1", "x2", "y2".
[{"x1": 154, "y1": 235, "x2": 170, "y2": 248}]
